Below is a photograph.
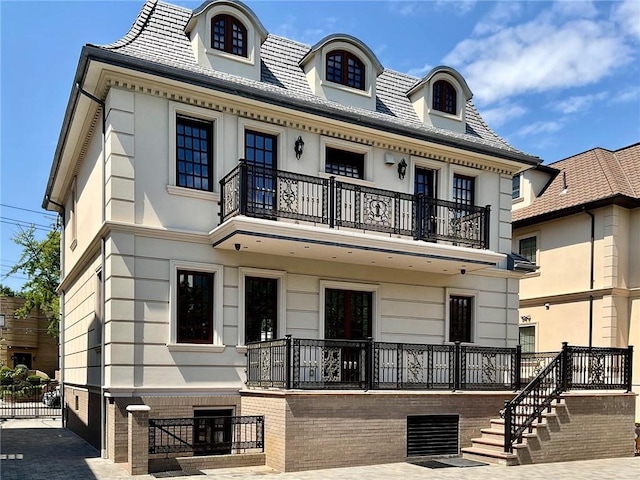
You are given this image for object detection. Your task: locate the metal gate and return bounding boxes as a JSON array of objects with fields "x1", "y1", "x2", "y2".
[{"x1": 0, "y1": 381, "x2": 61, "y2": 419}]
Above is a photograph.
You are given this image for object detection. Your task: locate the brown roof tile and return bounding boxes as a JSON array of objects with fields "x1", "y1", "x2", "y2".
[{"x1": 513, "y1": 143, "x2": 640, "y2": 223}]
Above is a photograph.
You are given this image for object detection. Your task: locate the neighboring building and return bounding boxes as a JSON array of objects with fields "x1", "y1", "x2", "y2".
[
  {"x1": 0, "y1": 295, "x2": 59, "y2": 377},
  {"x1": 42, "y1": 0, "x2": 633, "y2": 472},
  {"x1": 512, "y1": 143, "x2": 640, "y2": 418}
]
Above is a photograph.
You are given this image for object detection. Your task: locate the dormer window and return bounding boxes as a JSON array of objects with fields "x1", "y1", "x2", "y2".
[
  {"x1": 432, "y1": 80, "x2": 457, "y2": 115},
  {"x1": 326, "y1": 50, "x2": 365, "y2": 90},
  {"x1": 211, "y1": 14, "x2": 247, "y2": 57}
]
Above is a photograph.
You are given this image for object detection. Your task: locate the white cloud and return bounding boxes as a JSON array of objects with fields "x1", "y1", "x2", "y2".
[
  {"x1": 435, "y1": 0, "x2": 477, "y2": 16},
  {"x1": 515, "y1": 120, "x2": 563, "y2": 137},
  {"x1": 610, "y1": 86, "x2": 640, "y2": 104},
  {"x1": 550, "y1": 92, "x2": 608, "y2": 114},
  {"x1": 445, "y1": 13, "x2": 633, "y2": 105},
  {"x1": 480, "y1": 104, "x2": 527, "y2": 128},
  {"x1": 387, "y1": 1, "x2": 418, "y2": 17},
  {"x1": 611, "y1": 0, "x2": 640, "y2": 40},
  {"x1": 406, "y1": 63, "x2": 433, "y2": 78},
  {"x1": 472, "y1": 2, "x2": 522, "y2": 35},
  {"x1": 551, "y1": 1, "x2": 598, "y2": 20}
]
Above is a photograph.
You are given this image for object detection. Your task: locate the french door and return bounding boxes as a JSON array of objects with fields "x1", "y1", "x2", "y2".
[
  {"x1": 415, "y1": 167, "x2": 437, "y2": 238},
  {"x1": 244, "y1": 130, "x2": 277, "y2": 217}
]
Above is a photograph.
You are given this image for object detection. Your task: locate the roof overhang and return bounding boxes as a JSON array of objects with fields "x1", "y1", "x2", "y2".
[{"x1": 209, "y1": 216, "x2": 504, "y2": 274}]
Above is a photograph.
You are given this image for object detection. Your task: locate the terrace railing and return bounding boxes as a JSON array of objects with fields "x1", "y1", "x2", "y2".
[
  {"x1": 148, "y1": 415, "x2": 264, "y2": 456},
  {"x1": 246, "y1": 337, "x2": 520, "y2": 391},
  {"x1": 220, "y1": 161, "x2": 490, "y2": 249},
  {"x1": 502, "y1": 343, "x2": 633, "y2": 453}
]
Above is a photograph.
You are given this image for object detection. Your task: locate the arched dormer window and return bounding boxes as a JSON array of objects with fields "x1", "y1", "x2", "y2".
[
  {"x1": 326, "y1": 50, "x2": 365, "y2": 90},
  {"x1": 432, "y1": 80, "x2": 457, "y2": 115},
  {"x1": 211, "y1": 14, "x2": 247, "y2": 57}
]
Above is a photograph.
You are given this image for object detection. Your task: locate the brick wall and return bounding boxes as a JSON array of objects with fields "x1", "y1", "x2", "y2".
[
  {"x1": 519, "y1": 392, "x2": 636, "y2": 464},
  {"x1": 241, "y1": 390, "x2": 513, "y2": 472}
]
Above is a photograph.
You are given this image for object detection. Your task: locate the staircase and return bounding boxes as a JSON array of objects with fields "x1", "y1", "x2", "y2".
[{"x1": 462, "y1": 399, "x2": 566, "y2": 465}]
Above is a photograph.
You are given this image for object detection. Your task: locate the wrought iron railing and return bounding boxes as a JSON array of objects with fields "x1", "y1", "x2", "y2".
[
  {"x1": 246, "y1": 337, "x2": 520, "y2": 391},
  {"x1": 220, "y1": 161, "x2": 491, "y2": 249},
  {"x1": 502, "y1": 343, "x2": 633, "y2": 453},
  {"x1": 148, "y1": 415, "x2": 264, "y2": 455}
]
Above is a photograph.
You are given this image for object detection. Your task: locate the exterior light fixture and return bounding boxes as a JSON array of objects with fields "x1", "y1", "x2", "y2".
[
  {"x1": 397, "y1": 158, "x2": 407, "y2": 180},
  {"x1": 294, "y1": 136, "x2": 305, "y2": 159}
]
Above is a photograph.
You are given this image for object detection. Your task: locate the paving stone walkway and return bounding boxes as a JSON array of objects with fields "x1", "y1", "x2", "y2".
[{"x1": 1, "y1": 418, "x2": 638, "y2": 479}]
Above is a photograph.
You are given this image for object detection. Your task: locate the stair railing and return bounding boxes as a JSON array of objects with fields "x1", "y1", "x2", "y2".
[{"x1": 502, "y1": 342, "x2": 568, "y2": 453}]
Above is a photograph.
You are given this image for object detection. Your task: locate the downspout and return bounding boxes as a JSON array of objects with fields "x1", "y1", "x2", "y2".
[
  {"x1": 584, "y1": 209, "x2": 595, "y2": 348},
  {"x1": 46, "y1": 198, "x2": 65, "y2": 426},
  {"x1": 76, "y1": 84, "x2": 108, "y2": 458}
]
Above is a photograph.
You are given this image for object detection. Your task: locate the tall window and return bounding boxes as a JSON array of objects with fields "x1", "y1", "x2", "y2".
[
  {"x1": 245, "y1": 277, "x2": 278, "y2": 343},
  {"x1": 432, "y1": 80, "x2": 457, "y2": 114},
  {"x1": 512, "y1": 174, "x2": 521, "y2": 199},
  {"x1": 326, "y1": 50, "x2": 365, "y2": 90},
  {"x1": 211, "y1": 14, "x2": 247, "y2": 57},
  {"x1": 519, "y1": 325, "x2": 535, "y2": 353},
  {"x1": 449, "y1": 295, "x2": 472, "y2": 343},
  {"x1": 453, "y1": 174, "x2": 475, "y2": 206},
  {"x1": 176, "y1": 116, "x2": 213, "y2": 191},
  {"x1": 325, "y1": 147, "x2": 365, "y2": 179},
  {"x1": 177, "y1": 270, "x2": 214, "y2": 344},
  {"x1": 519, "y1": 236, "x2": 537, "y2": 264}
]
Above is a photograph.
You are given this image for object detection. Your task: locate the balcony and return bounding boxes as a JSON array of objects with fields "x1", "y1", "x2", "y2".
[{"x1": 212, "y1": 161, "x2": 502, "y2": 273}]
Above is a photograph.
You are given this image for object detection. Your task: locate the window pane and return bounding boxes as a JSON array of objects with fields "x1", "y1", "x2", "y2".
[
  {"x1": 176, "y1": 116, "x2": 213, "y2": 191},
  {"x1": 519, "y1": 326, "x2": 535, "y2": 353},
  {"x1": 519, "y1": 237, "x2": 537, "y2": 264},
  {"x1": 325, "y1": 289, "x2": 372, "y2": 340},
  {"x1": 325, "y1": 147, "x2": 365, "y2": 179},
  {"x1": 177, "y1": 270, "x2": 214, "y2": 343},
  {"x1": 449, "y1": 295, "x2": 472, "y2": 343},
  {"x1": 245, "y1": 277, "x2": 278, "y2": 343},
  {"x1": 453, "y1": 174, "x2": 474, "y2": 206},
  {"x1": 512, "y1": 174, "x2": 521, "y2": 199}
]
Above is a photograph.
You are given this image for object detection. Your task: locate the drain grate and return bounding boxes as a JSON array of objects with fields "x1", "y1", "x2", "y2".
[{"x1": 412, "y1": 457, "x2": 487, "y2": 469}]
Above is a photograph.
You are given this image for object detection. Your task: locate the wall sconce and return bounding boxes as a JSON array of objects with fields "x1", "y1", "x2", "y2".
[
  {"x1": 294, "y1": 136, "x2": 305, "y2": 160},
  {"x1": 397, "y1": 158, "x2": 407, "y2": 180}
]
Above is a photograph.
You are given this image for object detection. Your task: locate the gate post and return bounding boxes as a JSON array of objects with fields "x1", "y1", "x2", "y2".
[{"x1": 126, "y1": 404, "x2": 151, "y2": 475}]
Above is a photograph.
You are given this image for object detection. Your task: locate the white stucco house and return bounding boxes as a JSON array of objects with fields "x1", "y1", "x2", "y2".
[{"x1": 42, "y1": 0, "x2": 636, "y2": 474}]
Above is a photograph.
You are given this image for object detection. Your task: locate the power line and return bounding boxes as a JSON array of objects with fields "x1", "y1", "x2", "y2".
[
  {"x1": 0, "y1": 203, "x2": 57, "y2": 219},
  {"x1": 0, "y1": 217, "x2": 56, "y2": 230},
  {"x1": 0, "y1": 219, "x2": 54, "y2": 233}
]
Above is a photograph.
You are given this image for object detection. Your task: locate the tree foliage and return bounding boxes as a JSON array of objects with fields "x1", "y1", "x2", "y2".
[
  {"x1": 6, "y1": 225, "x2": 60, "y2": 337},
  {"x1": 0, "y1": 284, "x2": 19, "y2": 297}
]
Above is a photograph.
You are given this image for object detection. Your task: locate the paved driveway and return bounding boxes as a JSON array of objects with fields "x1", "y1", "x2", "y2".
[{"x1": 1, "y1": 418, "x2": 639, "y2": 479}]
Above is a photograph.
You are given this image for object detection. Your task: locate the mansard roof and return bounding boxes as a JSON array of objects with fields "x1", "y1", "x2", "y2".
[{"x1": 85, "y1": 0, "x2": 540, "y2": 165}]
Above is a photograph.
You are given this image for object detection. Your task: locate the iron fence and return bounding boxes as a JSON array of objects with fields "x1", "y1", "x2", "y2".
[
  {"x1": 220, "y1": 161, "x2": 490, "y2": 249},
  {"x1": 148, "y1": 415, "x2": 264, "y2": 456},
  {"x1": 246, "y1": 337, "x2": 520, "y2": 391},
  {"x1": 0, "y1": 380, "x2": 61, "y2": 419}
]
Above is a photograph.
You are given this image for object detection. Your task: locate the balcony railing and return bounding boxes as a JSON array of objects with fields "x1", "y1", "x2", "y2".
[
  {"x1": 246, "y1": 337, "x2": 519, "y2": 391},
  {"x1": 220, "y1": 161, "x2": 490, "y2": 249}
]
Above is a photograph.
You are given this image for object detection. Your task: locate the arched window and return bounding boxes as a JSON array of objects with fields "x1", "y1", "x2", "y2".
[
  {"x1": 432, "y1": 80, "x2": 457, "y2": 115},
  {"x1": 211, "y1": 14, "x2": 247, "y2": 57},
  {"x1": 326, "y1": 50, "x2": 365, "y2": 90}
]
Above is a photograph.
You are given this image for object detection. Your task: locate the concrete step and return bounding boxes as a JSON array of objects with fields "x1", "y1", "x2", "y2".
[
  {"x1": 470, "y1": 437, "x2": 506, "y2": 453},
  {"x1": 481, "y1": 428, "x2": 506, "y2": 440},
  {"x1": 461, "y1": 447, "x2": 519, "y2": 466}
]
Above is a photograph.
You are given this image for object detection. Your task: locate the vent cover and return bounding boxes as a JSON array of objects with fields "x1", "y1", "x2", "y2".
[{"x1": 406, "y1": 414, "x2": 459, "y2": 457}]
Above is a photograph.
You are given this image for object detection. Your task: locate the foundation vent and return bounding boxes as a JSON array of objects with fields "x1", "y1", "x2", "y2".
[{"x1": 406, "y1": 414, "x2": 459, "y2": 456}]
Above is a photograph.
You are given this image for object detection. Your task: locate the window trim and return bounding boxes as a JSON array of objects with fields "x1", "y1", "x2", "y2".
[
  {"x1": 445, "y1": 288, "x2": 477, "y2": 344},
  {"x1": 427, "y1": 74, "x2": 463, "y2": 121},
  {"x1": 325, "y1": 49, "x2": 366, "y2": 91},
  {"x1": 210, "y1": 13, "x2": 248, "y2": 57},
  {"x1": 168, "y1": 102, "x2": 223, "y2": 200},
  {"x1": 69, "y1": 176, "x2": 77, "y2": 251},
  {"x1": 319, "y1": 280, "x2": 380, "y2": 340},
  {"x1": 237, "y1": 268, "x2": 287, "y2": 351},
  {"x1": 512, "y1": 173, "x2": 522, "y2": 200},
  {"x1": 319, "y1": 137, "x2": 373, "y2": 182},
  {"x1": 237, "y1": 118, "x2": 286, "y2": 168},
  {"x1": 169, "y1": 260, "x2": 224, "y2": 351},
  {"x1": 204, "y1": 7, "x2": 256, "y2": 66}
]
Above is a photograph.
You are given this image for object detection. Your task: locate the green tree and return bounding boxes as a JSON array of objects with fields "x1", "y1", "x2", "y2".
[
  {"x1": 6, "y1": 225, "x2": 60, "y2": 337},
  {"x1": 0, "y1": 284, "x2": 18, "y2": 297}
]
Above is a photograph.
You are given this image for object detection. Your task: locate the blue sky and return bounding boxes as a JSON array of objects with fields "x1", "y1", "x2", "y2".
[{"x1": 1, "y1": 0, "x2": 639, "y2": 291}]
